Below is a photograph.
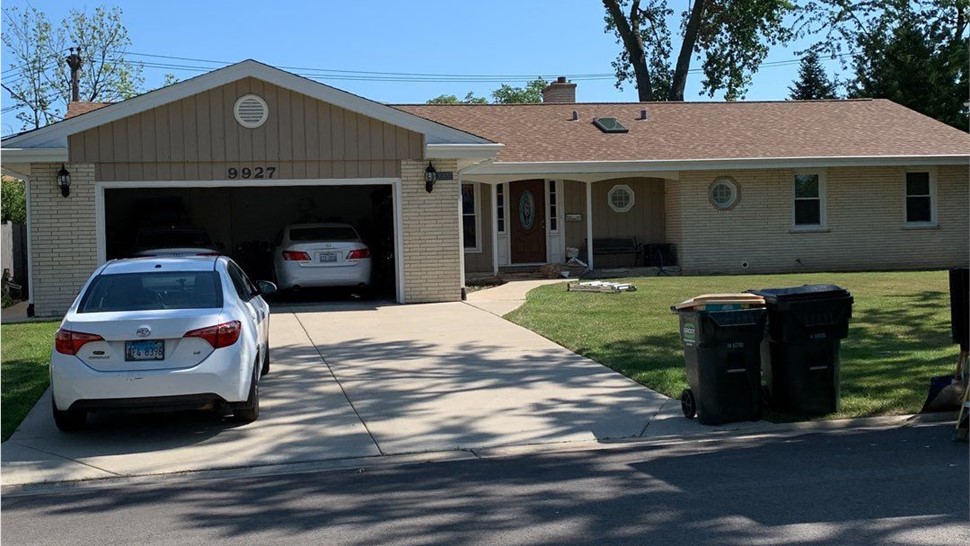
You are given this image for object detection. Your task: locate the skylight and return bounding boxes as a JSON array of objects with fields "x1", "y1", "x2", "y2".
[{"x1": 592, "y1": 117, "x2": 629, "y2": 133}]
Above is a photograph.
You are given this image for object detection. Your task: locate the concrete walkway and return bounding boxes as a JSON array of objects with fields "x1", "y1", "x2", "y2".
[
  {"x1": 2, "y1": 286, "x2": 756, "y2": 487},
  {"x1": 465, "y1": 279, "x2": 566, "y2": 316}
]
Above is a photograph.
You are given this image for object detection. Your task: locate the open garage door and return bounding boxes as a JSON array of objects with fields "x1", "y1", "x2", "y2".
[{"x1": 97, "y1": 181, "x2": 401, "y2": 302}]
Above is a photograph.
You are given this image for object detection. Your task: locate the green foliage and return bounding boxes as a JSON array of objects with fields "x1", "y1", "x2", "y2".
[
  {"x1": 1, "y1": 178, "x2": 27, "y2": 225},
  {"x1": 426, "y1": 91, "x2": 488, "y2": 104},
  {"x1": 508, "y1": 271, "x2": 958, "y2": 419},
  {"x1": 426, "y1": 79, "x2": 547, "y2": 105},
  {"x1": 788, "y1": 51, "x2": 839, "y2": 99},
  {"x1": 2, "y1": 4, "x2": 143, "y2": 130},
  {"x1": 603, "y1": 0, "x2": 795, "y2": 101},
  {"x1": 490, "y1": 78, "x2": 548, "y2": 104}
]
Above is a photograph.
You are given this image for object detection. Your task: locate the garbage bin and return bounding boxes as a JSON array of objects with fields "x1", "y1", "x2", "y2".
[
  {"x1": 672, "y1": 294, "x2": 767, "y2": 425},
  {"x1": 752, "y1": 285, "x2": 854, "y2": 416}
]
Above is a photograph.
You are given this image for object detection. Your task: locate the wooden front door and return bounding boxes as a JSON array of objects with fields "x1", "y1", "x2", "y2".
[{"x1": 510, "y1": 180, "x2": 546, "y2": 263}]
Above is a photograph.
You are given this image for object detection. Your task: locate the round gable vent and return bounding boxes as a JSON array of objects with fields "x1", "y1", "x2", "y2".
[{"x1": 234, "y1": 94, "x2": 268, "y2": 128}]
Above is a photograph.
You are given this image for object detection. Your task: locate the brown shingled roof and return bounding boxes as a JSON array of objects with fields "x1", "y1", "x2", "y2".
[
  {"x1": 65, "y1": 101, "x2": 112, "y2": 119},
  {"x1": 395, "y1": 99, "x2": 970, "y2": 163}
]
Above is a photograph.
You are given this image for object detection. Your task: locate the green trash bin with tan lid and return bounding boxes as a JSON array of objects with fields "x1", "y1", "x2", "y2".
[{"x1": 672, "y1": 294, "x2": 767, "y2": 425}]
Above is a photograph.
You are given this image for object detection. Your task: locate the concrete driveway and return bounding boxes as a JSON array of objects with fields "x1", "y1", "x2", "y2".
[{"x1": 2, "y1": 299, "x2": 691, "y2": 486}]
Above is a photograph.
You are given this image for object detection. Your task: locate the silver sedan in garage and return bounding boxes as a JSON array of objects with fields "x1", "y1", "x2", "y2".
[{"x1": 272, "y1": 223, "x2": 372, "y2": 291}]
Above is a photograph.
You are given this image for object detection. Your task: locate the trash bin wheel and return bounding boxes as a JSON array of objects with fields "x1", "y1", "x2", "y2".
[{"x1": 681, "y1": 388, "x2": 697, "y2": 419}]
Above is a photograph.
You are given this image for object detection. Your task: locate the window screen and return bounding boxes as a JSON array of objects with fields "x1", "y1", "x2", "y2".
[{"x1": 905, "y1": 172, "x2": 932, "y2": 223}]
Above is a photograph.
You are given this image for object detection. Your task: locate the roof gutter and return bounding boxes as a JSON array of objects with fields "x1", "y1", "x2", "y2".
[{"x1": 462, "y1": 154, "x2": 970, "y2": 175}]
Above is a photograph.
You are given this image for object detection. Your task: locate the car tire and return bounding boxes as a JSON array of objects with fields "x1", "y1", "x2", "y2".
[
  {"x1": 260, "y1": 343, "x2": 271, "y2": 376},
  {"x1": 233, "y1": 363, "x2": 260, "y2": 424},
  {"x1": 52, "y1": 396, "x2": 87, "y2": 432}
]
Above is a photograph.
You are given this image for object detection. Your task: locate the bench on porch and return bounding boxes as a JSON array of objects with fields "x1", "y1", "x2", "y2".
[{"x1": 583, "y1": 237, "x2": 640, "y2": 267}]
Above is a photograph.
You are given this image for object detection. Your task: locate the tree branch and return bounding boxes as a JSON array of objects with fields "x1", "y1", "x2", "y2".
[{"x1": 670, "y1": 0, "x2": 706, "y2": 100}]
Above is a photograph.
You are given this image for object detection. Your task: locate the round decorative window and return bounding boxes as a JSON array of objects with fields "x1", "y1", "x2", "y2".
[
  {"x1": 608, "y1": 184, "x2": 635, "y2": 212},
  {"x1": 233, "y1": 94, "x2": 268, "y2": 128},
  {"x1": 709, "y1": 177, "x2": 739, "y2": 209}
]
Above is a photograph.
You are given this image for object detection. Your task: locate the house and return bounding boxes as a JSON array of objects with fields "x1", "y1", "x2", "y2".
[{"x1": 2, "y1": 60, "x2": 968, "y2": 317}]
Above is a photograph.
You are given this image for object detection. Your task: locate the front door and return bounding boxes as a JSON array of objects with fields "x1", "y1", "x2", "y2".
[{"x1": 510, "y1": 180, "x2": 546, "y2": 263}]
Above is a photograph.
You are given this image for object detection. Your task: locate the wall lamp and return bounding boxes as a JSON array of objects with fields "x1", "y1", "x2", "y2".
[
  {"x1": 424, "y1": 161, "x2": 437, "y2": 193},
  {"x1": 57, "y1": 164, "x2": 71, "y2": 197}
]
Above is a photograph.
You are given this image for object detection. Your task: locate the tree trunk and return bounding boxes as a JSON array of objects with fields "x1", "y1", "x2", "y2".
[
  {"x1": 603, "y1": 0, "x2": 654, "y2": 101},
  {"x1": 670, "y1": 0, "x2": 706, "y2": 101}
]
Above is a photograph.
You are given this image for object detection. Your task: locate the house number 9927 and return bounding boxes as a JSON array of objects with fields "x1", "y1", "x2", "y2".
[{"x1": 227, "y1": 166, "x2": 276, "y2": 179}]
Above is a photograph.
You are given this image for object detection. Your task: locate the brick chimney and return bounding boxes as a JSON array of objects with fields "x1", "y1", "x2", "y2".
[{"x1": 541, "y1": 76, "x2": 576, "y2": 103}]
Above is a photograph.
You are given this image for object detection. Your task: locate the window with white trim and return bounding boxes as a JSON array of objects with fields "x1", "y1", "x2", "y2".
[
  {"x1": 709, "y1": 177, "x2": 739, "y2": 209},
  {"x1": 461, "y1": 183, "x2": 480, "y2": 251},
  {"x1": 905, "y1": 171, "x2": 936, "y2": 225},
  {"x1": 496, "y1": 184, "x2": 506, "y2": 233},
  {"x1": 793, "y1": 173, "x2": 825, "y2": 228},
  {"x1": 608, "y1": 184, "x2": 635, "y2": 212},
  {"x1": 548, "y1": 180, "x2": 558, "y2": 231}
]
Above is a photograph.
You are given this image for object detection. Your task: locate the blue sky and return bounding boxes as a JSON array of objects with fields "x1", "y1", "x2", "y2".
[{"x1": 1, "y1": 0, "x2": 843, "y2": 135}]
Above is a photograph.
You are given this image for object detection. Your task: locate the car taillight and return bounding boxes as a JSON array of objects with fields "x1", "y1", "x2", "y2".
[
  {"x1": 183, "y1": 321, "x2": 241, "y2": 349},
  {"x1": 346, "y1": 249, "x2": 371, "y2": 260},
  {"x1": 282, "y1": 251, "x2": 311, "y2": 261},
  {"x1": 54, "y1": 329, "x2": 104, "y2": 355}
]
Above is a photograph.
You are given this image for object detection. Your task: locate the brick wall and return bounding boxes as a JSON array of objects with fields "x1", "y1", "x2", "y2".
[
  {"x1": 671, "y1": 165, "x2": 970, "y2": 274},
  {"x1": 400, "y1": 159, "x2": 462, "y2": 302},
  {"x1": 28, "y1": 162, "x2": 98, "y2": 316}
]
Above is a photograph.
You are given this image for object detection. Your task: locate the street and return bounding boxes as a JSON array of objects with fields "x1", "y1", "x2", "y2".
[{"x1": 2, "y1": 423, "x2": 967, "y2": 545}]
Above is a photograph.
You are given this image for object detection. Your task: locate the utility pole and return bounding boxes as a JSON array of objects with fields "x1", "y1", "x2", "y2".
[{"x1": 66, "y1": 47, "x2": 83, "y2": 102}]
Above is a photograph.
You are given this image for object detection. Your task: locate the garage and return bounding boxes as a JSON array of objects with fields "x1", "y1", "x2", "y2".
[{"x1": 97, "y1": 180, "x2": 402, "y2": 301}]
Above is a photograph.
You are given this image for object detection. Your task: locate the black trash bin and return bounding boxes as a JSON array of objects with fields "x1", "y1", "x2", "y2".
[
  {"x1": 673, "y1": 295, "x2": 767, "y2": 425},
  {"x1": 753, "y1": 285, "x2": 854, "y2": 416}
]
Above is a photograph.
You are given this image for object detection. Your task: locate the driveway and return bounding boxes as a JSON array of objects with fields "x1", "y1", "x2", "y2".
[{"x1": 2, "y1": 300, "x2": 686, "y2": 486}]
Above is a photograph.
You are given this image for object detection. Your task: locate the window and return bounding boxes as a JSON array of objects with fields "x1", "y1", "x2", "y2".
[
  {"x1": 461, "y1": 183, "x2": 480, "y2": 251},
  {"x1": 592, "y1": 117, "x2": 629, "y2": 133},
  {"x1": 496, "y1": 184, "x2": 505, "y2": 233},
  {"x1": 608, "y1": 184, "x2": 635, "y2": 212},
  {"x1": 548, "y1": 180, "x2": 558, "y2": 231},
  {"x1": 905, "y1": 171, "x2": 936, "y2": 225},
  {"x1": 793, "y1": 173, "x2": 825, "y2": 228},
  {"x1": 709, "y1": 177, "x2": 739, "y2": 209},
  {"x1": 78, "y1": 272, "x2": 223, "y2": 313},
  {"x1": 227, "y1": 262, "x2": 258, "y2": 301}
]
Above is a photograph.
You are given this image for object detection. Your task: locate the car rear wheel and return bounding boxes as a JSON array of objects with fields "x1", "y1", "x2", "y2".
[
  {"x1": 52, "y1": 396, "x2": 87, "y2": 432},
  {"x1": 233, "y1": 363, "x2": 260, "y2": 423},
  {"x1": 260, "y1": 343, "x2": 270, "y2": 376}
]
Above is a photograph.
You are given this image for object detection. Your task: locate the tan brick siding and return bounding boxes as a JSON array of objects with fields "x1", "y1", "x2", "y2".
[
  {"x1": 28, "y1": 162, "x2": 98, "y2": 316},
  {"x1": 674, "y1": 165, "x2": 970, "y2": 274},
  {"x1": 400, "y1": 159, "x2": 462, "y2": 302}
]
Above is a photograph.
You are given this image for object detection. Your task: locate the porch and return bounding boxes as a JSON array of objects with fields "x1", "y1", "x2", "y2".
[{"x1": 460, "y1": 175, "x2": 678, "y2": 277}]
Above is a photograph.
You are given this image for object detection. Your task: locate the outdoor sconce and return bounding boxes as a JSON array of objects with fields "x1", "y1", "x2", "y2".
[
  {"x1": 57, "y1": 164, "x2": 71, "y2": 197},
  {"x1": 424, "y1": 161, "x2": 437, "y2": 193}
]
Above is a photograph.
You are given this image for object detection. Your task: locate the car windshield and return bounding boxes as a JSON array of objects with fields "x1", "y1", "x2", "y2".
[
  {"x1": 78, "y1": 272, "x2": 223, "y2": 313},
  {"x1": 289, "y1": 226, "x2": 358, "y2": 242},
  {"x1": 137, "y1": 230, "x2": 212, "y2": 249}
]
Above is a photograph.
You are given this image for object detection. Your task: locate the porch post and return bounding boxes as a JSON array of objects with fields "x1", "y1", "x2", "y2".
[
  {"x1": 491, "y1": 182, "x2": 499, "y2": 275},
  {"x1": 458, "y1": 178, "x2": 466, "y2": 292},
  {"x1": 585, "y1": 181, "x2": 594, "y2": 270}
]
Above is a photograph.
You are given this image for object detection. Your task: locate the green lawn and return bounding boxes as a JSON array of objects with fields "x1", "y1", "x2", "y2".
[
  {"x1": 506, "y1": 271, "x2": 958, "y2": 419},
  {"x1": 1, "y1": 321, "x2": 59, "y2": 440}
]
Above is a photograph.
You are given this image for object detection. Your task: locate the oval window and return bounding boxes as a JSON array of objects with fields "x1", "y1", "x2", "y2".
[
  {"x1": 519, "y1": 190, "x2": 536, "y2": 230},
  {"x1": 709, "y1": 177, "x2": 739, "y2": 209}
]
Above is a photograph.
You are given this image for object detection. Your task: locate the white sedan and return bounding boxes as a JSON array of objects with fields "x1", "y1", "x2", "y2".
[
  {"x1": 50, "y1": 256, "x2": 275, "y2": 431},
  {"x1": 273, "y1": 223, "x2": 372, "y2": 291}
]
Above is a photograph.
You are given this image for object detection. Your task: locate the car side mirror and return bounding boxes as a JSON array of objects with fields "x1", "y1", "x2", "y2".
[{"x1": 256, "y1": 280, "x2": 277, "y2": 296}]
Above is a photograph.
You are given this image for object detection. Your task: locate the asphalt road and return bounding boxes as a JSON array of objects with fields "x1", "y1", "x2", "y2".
[{"x1": 2, "y1": 423, "x2": 968, "y2": 545}]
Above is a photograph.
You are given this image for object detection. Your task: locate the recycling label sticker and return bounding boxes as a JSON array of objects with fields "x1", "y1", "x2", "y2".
[{"x1": 682, "y1": 322, "x2": 696, "y2": 344}]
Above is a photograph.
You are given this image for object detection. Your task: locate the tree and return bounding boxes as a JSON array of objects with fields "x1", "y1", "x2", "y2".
[
  {"x1": 1, "y1": 178, "x2": 27, "y2": 225},
  {"x1": 788, "y1": 51, "x2": 838, "y2": 99},
  {"x1": 807, "y1": 1, "x2": 968, "y2": 130},
  {"x1": 426, "y1": 78, "x2": 548, "y2": 105},
  {"x1": 1, "y1": 4, "x2": 143, "y2": 130},
  {"x1": 426, "y1": 91, "x2": 488, "y2": 104},
  {"x1": 491, "y1": 78, "x2": 548, "y2": 103},
  {"x1": 603, "y1": 0, "x2": 795, "y2": 101}
]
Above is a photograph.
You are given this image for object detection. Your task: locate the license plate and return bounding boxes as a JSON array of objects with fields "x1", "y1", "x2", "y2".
[
  {"x1": 319, "y1": 252, "x2": 337, "y2": 263},
  {"x1": 125, "y1": 340, "x2": 165, "y2": 361}
]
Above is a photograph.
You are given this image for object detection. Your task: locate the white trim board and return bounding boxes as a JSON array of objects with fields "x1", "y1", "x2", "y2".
[
  {"x1": 2, "y1": 60, "x2": 497, "y2": 151},
  {"x1": 94, "y1": 177, "x2": 405, "y2": 304}
]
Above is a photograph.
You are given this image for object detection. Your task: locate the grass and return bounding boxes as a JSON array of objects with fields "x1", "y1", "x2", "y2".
[
  {"x1": 506, "y1": 271, "x2": 959, "y2": 420},
  {"x1": 1, "y1": 321, "x2": 59, "y2": 440}
]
